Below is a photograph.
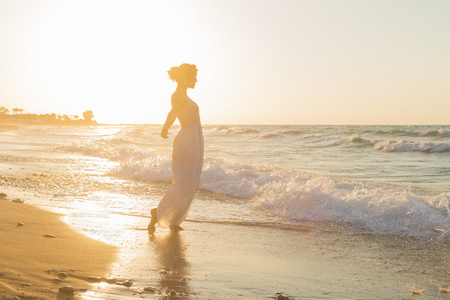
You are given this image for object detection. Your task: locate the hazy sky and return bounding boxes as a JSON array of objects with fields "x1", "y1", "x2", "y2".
[{"x1": 1, "y1": 0, "x2": 449, "y2": 124}]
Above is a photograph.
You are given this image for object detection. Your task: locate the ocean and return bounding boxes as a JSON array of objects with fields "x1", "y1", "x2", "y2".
[{"x1": 1, "y1": 124, "x2": 449, "y2": 298}]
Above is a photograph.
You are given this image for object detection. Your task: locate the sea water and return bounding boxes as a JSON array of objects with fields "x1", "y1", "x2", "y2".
[{"x1": 0, "y1": 124, "x2": 449, "y2": 244}]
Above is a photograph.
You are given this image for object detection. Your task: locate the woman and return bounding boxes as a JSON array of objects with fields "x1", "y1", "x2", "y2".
[{"x1": 148, "y1": 63, "x2": 204, "y2": 231}]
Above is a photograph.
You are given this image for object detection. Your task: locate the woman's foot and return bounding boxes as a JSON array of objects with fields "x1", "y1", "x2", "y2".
[
  {"x1": 147, "y1": 208, "x2": 157, "y2": 232},
  {"x1": 147, "y1": 224, "x2": 155, "y2": 232},
  {"x1": 170, "y1": 225, "x2": 183, "y2": 232}
]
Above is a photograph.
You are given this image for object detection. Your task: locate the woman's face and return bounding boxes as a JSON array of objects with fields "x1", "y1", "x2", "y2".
[{"x1": 185, "y1": 71, "x2": 198, "y2": 89}]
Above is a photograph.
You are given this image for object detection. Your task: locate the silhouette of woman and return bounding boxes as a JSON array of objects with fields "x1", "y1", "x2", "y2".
[{"x1": 148, "y1": 64, "x2": 204, "y2": 231}]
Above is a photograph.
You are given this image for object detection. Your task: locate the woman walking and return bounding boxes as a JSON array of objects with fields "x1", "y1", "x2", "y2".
[{"x1": 148, "y1": 64, "x2": 204, "y2": 231}]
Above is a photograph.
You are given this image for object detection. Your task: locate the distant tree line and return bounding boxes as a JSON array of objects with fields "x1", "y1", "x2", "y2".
[{"x1": 0, "y1": 106, "x2": 97, "y2": 126}]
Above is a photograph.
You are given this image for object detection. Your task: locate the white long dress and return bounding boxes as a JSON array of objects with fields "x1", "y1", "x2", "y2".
[{"x1": 157, "y1": 96, "x2": 204, "y2": 228}]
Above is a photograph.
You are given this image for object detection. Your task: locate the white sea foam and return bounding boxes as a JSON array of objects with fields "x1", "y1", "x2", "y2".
[
  {"x1": 254, "y1": 174, "x2": 449, "y2": 240},
  {"x1": 374, "y1": 128, "x2": 450, "y2": 137},
  {"x1": 350, "y1": 136, "x2": 450, "y2": 153},
  {"x1": 215, "y1": 126, "x2": 259, "y2": 135},
  {"x1": 109, "y1": 155, "x2": 173, "y2": 183},
  {"x1": 214, "y1": 126, "x2": 304, "y2": 138},
  {"x1": 258, "y1": 132, "x2": 283, "y2": 139},
  {"x1": 258, "y1": 130, "x2": 303, "y2": 139},
  {"x1": 60, "y1": 139, "x2": 154, "y2": 161},
  {"x1": 108, "y1": 151, "x2": 449, "y2": 240},
  {"x1": 57, "y1": 127, "x2": 450, "y2": 241}
]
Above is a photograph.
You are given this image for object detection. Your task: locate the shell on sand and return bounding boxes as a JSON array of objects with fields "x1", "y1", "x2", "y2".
[{"x1": 410, "y1": 289, "x2": 424, "y2": 295}]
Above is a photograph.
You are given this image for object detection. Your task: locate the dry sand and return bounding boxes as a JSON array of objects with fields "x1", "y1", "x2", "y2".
[{"x1": 0, "y1": 198, "x2": 116, "y2": 299}]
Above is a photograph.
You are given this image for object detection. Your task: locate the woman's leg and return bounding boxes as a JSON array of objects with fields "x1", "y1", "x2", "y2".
[{"x1": 147, "y1": 208, "x2": 157, "y2": 231}]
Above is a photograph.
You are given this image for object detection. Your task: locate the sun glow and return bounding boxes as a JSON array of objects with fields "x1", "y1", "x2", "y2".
[
  {"x1": 35, "y1": 1, "x2": 199, "y2": 124},
  {"x1": 3, "y1": 0, "x2": 449, "y2": 125}
]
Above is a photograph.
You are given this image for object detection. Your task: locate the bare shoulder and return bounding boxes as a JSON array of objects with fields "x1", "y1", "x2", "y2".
[{"x1": 171, "y1": 92, "x2": 187, "y2": 107}]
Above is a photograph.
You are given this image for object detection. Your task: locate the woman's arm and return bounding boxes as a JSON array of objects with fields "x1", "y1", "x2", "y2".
[{"x1": 161, "y1": 95, "x2": 185, "y2": 139}]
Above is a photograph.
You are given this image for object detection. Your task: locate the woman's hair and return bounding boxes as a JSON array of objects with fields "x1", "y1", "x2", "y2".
[{"x1": 167, "y1": 63, "x2": 197, "y2": 83}]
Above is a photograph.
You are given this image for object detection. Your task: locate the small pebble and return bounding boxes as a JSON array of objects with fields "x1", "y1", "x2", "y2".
[
  {"x1": 105, "y1": 278, "x2": 117, "y2": 284},
  {"x1": 17, "y1": 223, "x2": 24, "y2": 227},
  {"x1": 59, "y1": 286, "x2": 75, "y2": 293},
  {"x1": 120, "y1": 280, "x2": 132, "y2": 287},
  {"x1": 58, "y1": 272, "x2": 68, "y2": 279},
  {"x1": 12, "y1": 198, "x2": 24, "y2": 203},
  {"x1": 169, "y1": 290, "x2": 177, "y2": 296},
  {"x1": 43, "y1": 234, "x2": 56, "y2": 238},
  {"x1": 88, "y1": 276, "x2": 102, "y2": 283},
  {"x1": 53, "y1": 269, "x2": 61, "y2": 273},
  {"x1": 276, "y1": 295, "x2": 290, "y2": 300},
  {"x1": 144, "y1": 287, "x2": 156, "y2": 293},
  {"x1": 0, "y1": 193, "x2": 7, "y2": 198}
]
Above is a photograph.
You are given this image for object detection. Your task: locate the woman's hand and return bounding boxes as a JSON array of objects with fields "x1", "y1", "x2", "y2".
[{"x1": 161, "y1": 127, "x2": 169, "y2": 139}]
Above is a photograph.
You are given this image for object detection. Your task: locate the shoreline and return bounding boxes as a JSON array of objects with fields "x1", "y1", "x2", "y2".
[{"x1": 0, "y1": 196, "x2": 117, "y2": 299}]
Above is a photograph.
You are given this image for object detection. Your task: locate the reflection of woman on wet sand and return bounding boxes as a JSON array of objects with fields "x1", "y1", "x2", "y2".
[
  {"x1": 148, "y1": 232, "x2": 190, "y2": 295},
  {"x1": 148, "y1": 64, "x2": 204, "y2": 231}
]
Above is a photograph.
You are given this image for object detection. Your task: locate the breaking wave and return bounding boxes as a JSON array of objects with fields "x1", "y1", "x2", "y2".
[
  {"x1": 350, "y1": 136, "x2": 450, "y2": 153},
  {"x1": 112, "y1": 153, "x2": 449, "y2": 241},
  {"x1": 57, "y1": 127, "x2": 450, "y2": 242},
  {"x1": 373, "y1": 128, "x2": 450, "y2": 137}
]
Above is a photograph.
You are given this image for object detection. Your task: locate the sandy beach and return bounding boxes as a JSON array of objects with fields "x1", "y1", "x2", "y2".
[
  {"x1": 78, "y1": 216, "x2": 449, "y2": 299},
  {"x1": 0, "y1": 190, "x2": 448, "y2": 299},
  {"x1": 0, "y1": 196, "x2": 116, "y2": 299}
]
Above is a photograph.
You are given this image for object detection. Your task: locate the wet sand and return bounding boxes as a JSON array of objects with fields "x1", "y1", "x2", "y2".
[
  {"x1": 81, "y1": 216, "x2": 449, "y2": 299},
  {"x1": 0, "y1": 191, "x2": 448, "y2": 299},
  {"x1": 0, "y1": 197, "x2": 116, "y2": 299}
]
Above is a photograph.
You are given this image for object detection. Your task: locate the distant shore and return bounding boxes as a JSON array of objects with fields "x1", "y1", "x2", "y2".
[
  {"x1": 0, "y1": 119, "x2": 98, "y2": 127},
  {"x1": 0, "y1": 108, "x2": 98, "y2": 126}
]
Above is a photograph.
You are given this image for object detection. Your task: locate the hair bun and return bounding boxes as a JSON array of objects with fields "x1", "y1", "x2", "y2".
[
  {"x1": 167, "y1": 66, "x2": 179, "y2": 82},
  {"x1": 167, "y1": 64, "x2": 197, "y2": 83}
]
